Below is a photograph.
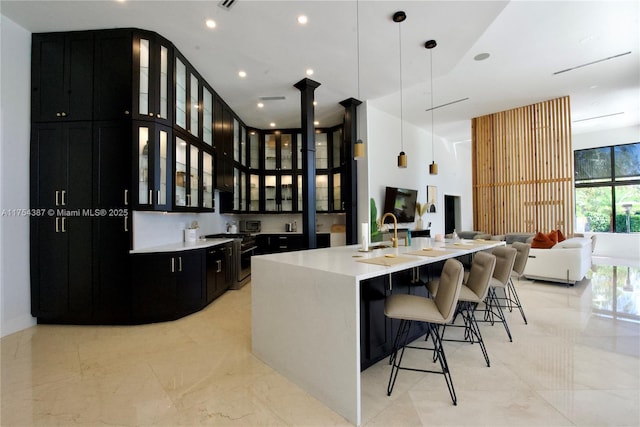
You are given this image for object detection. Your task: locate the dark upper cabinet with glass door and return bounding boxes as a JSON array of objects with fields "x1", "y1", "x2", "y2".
[
  {"x1": 174, "y1": 52, "x2": 203, "y2": 140},
  {"x1": 132, "y1": 32, "x2": 173, "y2": 126},
  {"x1": 132, "y1": 121, "x2": 172, "y2": 211}
]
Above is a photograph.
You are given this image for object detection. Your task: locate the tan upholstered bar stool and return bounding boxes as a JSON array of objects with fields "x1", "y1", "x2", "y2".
[
  {"x1": 384, "y1": 258, "x2": 464, "y2": 404},
  {"x1": 482, "y1": 246, "x2": 517, "y2": 342},
  {"x1": 441, "y1": 251, "x2": 496, "y2": 367},
  {"x1": 506, "y1": 242, "x2": 530, "y2": 324}
]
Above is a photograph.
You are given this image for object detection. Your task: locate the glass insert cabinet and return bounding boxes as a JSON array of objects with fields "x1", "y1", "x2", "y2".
[{"x1": 221, "y1": 125, "x2": 346, "y2": 214}]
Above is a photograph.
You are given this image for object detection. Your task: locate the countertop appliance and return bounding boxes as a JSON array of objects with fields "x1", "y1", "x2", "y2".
[
  {"x1": 205, "y1": 233, "x2": 256, "y2": 289},
  {"x1": 239, "y1": 220, "x2": 261, "y2": 233}
]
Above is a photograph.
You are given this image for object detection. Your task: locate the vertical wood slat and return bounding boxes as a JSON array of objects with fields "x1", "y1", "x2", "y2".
[{"x1": 471, "y1": 96, "x2": 573, "y2": 236}]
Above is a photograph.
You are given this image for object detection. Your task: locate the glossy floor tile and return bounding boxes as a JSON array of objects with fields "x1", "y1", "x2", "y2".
[{"x1": 2, "y1": 259, "x2": 639, "y2": 426}]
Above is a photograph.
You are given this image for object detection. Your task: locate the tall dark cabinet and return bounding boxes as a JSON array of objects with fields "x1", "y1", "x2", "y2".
[{"x1": 31, "y1": 27, "x2": 240, "y2": 324}]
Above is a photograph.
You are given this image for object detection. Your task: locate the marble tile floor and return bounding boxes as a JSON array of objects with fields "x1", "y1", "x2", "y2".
[{"x1": 1, "y1": 260, "x2": 639, "y2": 426}]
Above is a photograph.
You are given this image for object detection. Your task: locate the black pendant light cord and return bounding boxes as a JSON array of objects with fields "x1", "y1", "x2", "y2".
[
  {"x1": 398, "y1": 20, "x2": 404, "y2": 152},
  {"x1": 429, "y1": 48, "x2": 434, "y2": 162},
  {"x1": 356, "y1": 0, "x2": 360, "y2": 100}
]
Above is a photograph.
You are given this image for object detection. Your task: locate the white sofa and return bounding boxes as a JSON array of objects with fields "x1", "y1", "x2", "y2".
[{"x1": 522, "y1": 237, "x2": 592, "y2": 285}]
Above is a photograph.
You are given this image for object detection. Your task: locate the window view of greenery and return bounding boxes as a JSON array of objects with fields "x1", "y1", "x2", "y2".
[{"x1": 575, "y1": 142, "x2": 640, "y2": 233}]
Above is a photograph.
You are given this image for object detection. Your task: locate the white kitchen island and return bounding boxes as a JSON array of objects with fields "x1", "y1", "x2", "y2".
[{"x1": 251, "y1": 237, "x2": 504, "y2": 426}]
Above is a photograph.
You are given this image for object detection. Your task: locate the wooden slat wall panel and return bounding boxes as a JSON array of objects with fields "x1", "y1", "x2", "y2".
[{"x1": 472, "y1": 96, "x2": 573, "y2": 236}]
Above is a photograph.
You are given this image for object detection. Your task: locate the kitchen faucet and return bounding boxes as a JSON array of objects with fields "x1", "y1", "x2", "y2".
[{"x1": 381, "y1": 212, "x2": 399, "y2": 248}]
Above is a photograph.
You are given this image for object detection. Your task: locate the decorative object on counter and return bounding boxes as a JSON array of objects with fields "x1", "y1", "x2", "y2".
[
  {"x1": 226, "y1": 221, "x2": 238, "y2": 233},
  {"x1": 425, "y1": 39, "x2": 439, "y2": 175},
  {"x1": 427, "y1": 185, "x2": 437, "y2": 212},
  {"x1": 393, "y1": 10, "x2": 408, "y2": 168},
  {"x1": 415, "y1": 202, "x2": 429, "y2": 230},
  {"x1": 361, "y1": 222, "x2": 369, "y2": 251},
  {"x1": 184, "y1": 221, "x2": 199, "y2": 243}
]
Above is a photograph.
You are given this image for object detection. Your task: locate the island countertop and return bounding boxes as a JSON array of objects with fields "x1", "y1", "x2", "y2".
[
  {"x1": 251, "y1": 237, "x2": 504, "y2": 426},
  {"x1": 252, "y1": 237, "x2": 503, "y2": 280}
]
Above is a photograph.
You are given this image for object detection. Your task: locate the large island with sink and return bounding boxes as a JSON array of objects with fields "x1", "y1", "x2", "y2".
[{"x1": 251, "y1": 237, "x2": 504, "y2": 425}]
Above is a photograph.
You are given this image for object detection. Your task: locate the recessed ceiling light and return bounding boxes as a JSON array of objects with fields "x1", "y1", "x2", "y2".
[
  {"x1": 205, "y1": 19, "x2": 216, "y2": 29},
  {"x1": 270, "y1": 122, "x2": 276, "y2": 127},
  {"x1": 238, "y1": 70, "x2": 247, "y2": 78},
  {"x1": 257, "y1": 102, "x2": 264, "y2": 108},
  {"x1": 313, "y1": 101, "x2": 318, "y2": 106},
  {"x1": 306, "y1": 68, "x2": 314, "y2": 76},
  {"x1": 474, "y1": 53, "x2": 490, "y2": 61},
  {"x1": 314, "y1": 121, "x2": 319, "y2": 126},
  {"x1": 298, "y1": 15, "x2": 308, "y2": 25}
]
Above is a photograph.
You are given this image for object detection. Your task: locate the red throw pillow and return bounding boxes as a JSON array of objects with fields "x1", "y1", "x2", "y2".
[
  {"x1": 531, "y1": 231, "x2": 554, "y2": 249},
  {"x1": 547, "y1": 230, "x2": 559, "y2": 245},
  {"x1": 556, "y1": 229, "x2": 566, "y2": 242}
]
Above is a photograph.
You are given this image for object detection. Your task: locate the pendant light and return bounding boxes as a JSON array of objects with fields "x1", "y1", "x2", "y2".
[
  {"x1": 354, "y1": 0, "x2": 365, "y2": 159},
  {"x1": 426, "y1": 39, "x2": 438, "y2": 174},
  {"x1": 394, "y1": 11, "x2": 407, "y2": 168}
]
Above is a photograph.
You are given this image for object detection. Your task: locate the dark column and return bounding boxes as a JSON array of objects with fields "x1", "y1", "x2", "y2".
[
  {"x1": 294, "y1": 78, "x2": 321, "y2": 249},
  {"x1": 339, "y1": 97, "x2": 362, "y2": 245}
]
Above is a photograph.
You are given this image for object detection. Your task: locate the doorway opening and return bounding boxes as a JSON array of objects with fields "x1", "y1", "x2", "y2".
[{"x1": 444, "y1": 195, "x2": 461, "y2": 234}]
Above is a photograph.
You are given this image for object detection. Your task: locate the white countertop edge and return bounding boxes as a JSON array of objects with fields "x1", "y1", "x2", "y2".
[{"x1": 129, "y1": 238, "x2": 235, "y2": 254}]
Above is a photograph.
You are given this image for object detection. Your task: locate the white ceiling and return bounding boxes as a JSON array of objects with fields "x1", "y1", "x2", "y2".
[{"x1": 2, "y1": 0, "x2": 638, "y2": 145}]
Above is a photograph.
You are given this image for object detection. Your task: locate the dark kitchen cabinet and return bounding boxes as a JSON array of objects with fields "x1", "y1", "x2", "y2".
[
  {"x1": 30, "y1": 122, "x2": 94, "y2": 322},
  {"x1": 31, "y1": 32, "x2": 94, "y2": 123},
  {"x1": 132, "y1": 121, "x2": 172, "y2": 210},
  {"x1": 131, "y1": 249, "x2": 205, "y2": 322},
  {"x1": 93, "y1": 122, "x2": 132, "y2": 323},
  {"x1": 206, "y1": 243, "x2": 233, "y2": 303},
  {"x1": 255, "y1": 233, "x2": 330, "y2": 254},
  {"x1": 93, "y1": 30, "x2": 133, "y2": 121},
  {"x1": 133, "y1": 32, "x2": 173, "y2": 125},
  {"x1": 360, "y1": 275, "x2": 392, "y2": 370},
  {"x1": 214, "y1": 101, "x2": 234, "y2": 191}
]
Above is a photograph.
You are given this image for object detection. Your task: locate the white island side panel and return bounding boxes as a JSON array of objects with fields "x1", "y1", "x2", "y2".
[{"x1": 251, "y1": 257, "x2": 361, "y2": 425}]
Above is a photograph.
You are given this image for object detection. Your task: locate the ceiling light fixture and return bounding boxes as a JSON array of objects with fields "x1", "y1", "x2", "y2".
[
  {"x1": 297, "y1": 15, "x2": 308, "y2": 24},
  {"x1": 353, "y1": 0, "x2": 365, "y2": 159},
  {"x1": 257, "y1": 102, "x2": 264, "y2": 108},
  {"x1": 269, "y1": 122, "x2": 276, "y2": 127},
  {"x1": 394, "y1": 11, "x2": 407, "y2": 168},
  {"x1": 205, "y1": 19, "x2": 216, "y2": 29},
  {"x1": 238, "y1": 70, "x2": 247, "y2": 78},
  {"x1": 306, "y1": 68, "x2": 314, "y2": 76},
  {"x1": 426, "y1": 39, "x2": 438, "y2": 175}
]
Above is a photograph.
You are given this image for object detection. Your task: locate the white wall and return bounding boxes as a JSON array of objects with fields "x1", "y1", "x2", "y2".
[
  {"x1": 0, "y1": 15, "x2": 36, "y2": 337},
  {"x1": 360, "y1": 104, "x2": 473, "y2": 238},
  {"x1": 573, "y1": 125, "x2": 640, "y2": 150}
]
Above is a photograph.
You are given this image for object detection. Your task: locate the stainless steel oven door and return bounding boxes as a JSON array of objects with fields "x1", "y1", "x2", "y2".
[{"x1": 234, "y1": 243, "x2": 256, "y2": 289}]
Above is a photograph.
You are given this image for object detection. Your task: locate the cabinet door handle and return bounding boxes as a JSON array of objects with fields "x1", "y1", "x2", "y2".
[
  {"x1": 388, "y1": 273, "x2": 393, "y2": 292},
  {"x1": 125, "y1": 110, "x2": 130, "y2": 115},
  {"x1": 55, "y1": 190, "x2": 60, "y2": 206},
  {"x1": 171, "y1": 257, "x2": 175, "y2": 273},
  {"x1": 124, "y1": 189, "x2": 128, "y2": 205},
  {"x1": 216, "y1": 259, "x2": 222, "y2": 273},
  {"x1": 61, "y1": 190, "x2": 66, "y2": 206},
  {"x1": 157, "y1": 190, "x2": 161, "y2": 204},
  {"x1": 186, "y1": 194, "x2": 191, "y2": 206},
  {"x1": 149, "y1": 112, "x2": 154, "y2": 117},
  {"x1": 124, "y1": 216, "x2": 128, "y2": 232},
  {"x1": 61, "y1": 112, "x2": 67, "y2": 117},
  {"x1": 56, "y1": 112, "x2": 61, "y2": 117},
  {"x1": 55, "y1": 217, "x2": 60, "y2": 233},
  {"x1": 61, "y1": 217, "x2": 66, "y2": 233},
  {"x1": 178, "y1": 257, "x2": 182, "y2": 272},
  {"x1": 149, "y1": 190, "x2": 153, "y2": 204}
]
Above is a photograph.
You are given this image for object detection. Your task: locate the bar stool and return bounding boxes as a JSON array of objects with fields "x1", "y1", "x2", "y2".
[
  {"x1": 482, "y1": 246, "x2": 517, "y2": 341},
  {"x1": 506, "y1": 242, "x2": 530, "y2": 324},
  {"x1": 384, "y1": 258, "x2": 464, "y2": 404},
  {"x1": 441, "y1": 251, "x2": 496, "y2": 367}
]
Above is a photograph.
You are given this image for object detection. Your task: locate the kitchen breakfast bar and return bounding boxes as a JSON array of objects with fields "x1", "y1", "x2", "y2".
[{"x1": 251, "y1": 237, "x2": 504, "y2": 426}]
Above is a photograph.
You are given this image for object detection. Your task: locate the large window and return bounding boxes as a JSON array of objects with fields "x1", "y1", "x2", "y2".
[{"x1": 575, "y1": 142, "x2": 640, "y2": 233}]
